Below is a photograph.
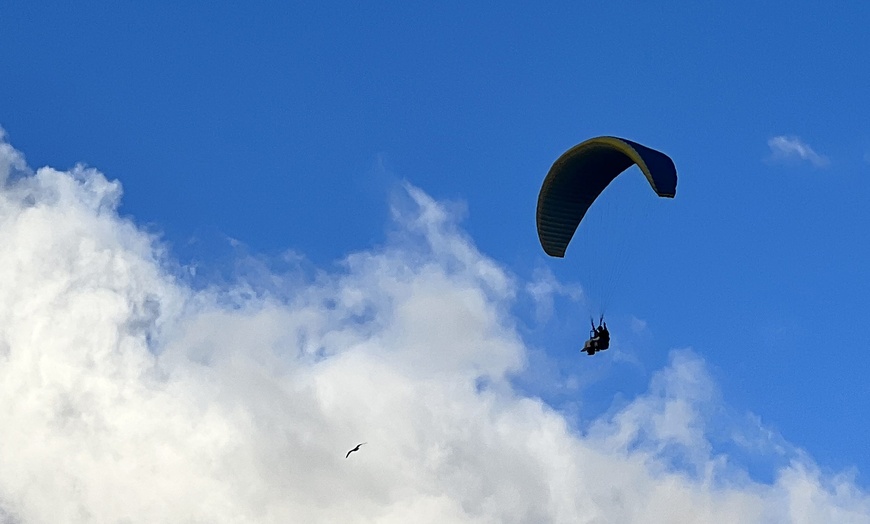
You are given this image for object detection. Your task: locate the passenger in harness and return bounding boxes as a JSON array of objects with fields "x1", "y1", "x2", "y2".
[{"x1": 583, "y1": 317, "x2": 610, "y2": 355}]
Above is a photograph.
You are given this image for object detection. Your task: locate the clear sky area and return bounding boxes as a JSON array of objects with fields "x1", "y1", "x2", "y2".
[{"x1": 2, "y1": 2, "x2": 869, "y2": 522}]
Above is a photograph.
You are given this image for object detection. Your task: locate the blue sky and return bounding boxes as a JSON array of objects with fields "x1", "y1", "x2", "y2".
[{"x1": 2, "y1": 2, "x2": 870, "y2": 521}]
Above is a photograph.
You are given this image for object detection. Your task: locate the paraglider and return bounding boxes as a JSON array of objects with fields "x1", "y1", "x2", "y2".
[
  {"x1": 536, "y1": 136, "x2": 677, "y2": 355},
  {"x1": 583, "y1": 317, "x2": 610, "y2": 355}
]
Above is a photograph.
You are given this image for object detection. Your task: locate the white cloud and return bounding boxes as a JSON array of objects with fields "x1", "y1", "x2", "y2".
[
  {"x1": 0, "y1": 127, "x2": 31, "y2": 185},
  {"x1": 525, "y1": 266, "x2": 583, "y2": 324},
  {"x1": 0, "y1": 133, "x2": 868, "y2": 523},
  {"x1": 767, "y1": 136, "x2": 830, "y2": 168},
  {"x1": 630, "y1": 316, "x2": 648, "y2": 334}
]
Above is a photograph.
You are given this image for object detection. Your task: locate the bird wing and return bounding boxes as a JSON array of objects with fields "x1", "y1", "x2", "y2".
[{"x1": 345, "y1": 442, "x2": 366, "y2": 458}]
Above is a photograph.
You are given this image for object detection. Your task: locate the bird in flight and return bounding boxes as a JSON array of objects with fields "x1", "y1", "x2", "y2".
[{"x1": 346, "y1": 442, "x2": 366, "y2": 458}]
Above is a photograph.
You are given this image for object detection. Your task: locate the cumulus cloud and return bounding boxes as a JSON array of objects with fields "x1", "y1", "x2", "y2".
[
  {"x1": 0, "y1": 133, "x2": 868, "y2": 523},
  {"x1": 525, "y1": 267, "x2": 583, "y2": 324},
  {"x1": 767, "y1": 136, "x2": 830, "y2": 168},
  {"x1": 0, "y1": 127, "x2": 30, "y2": 185}
]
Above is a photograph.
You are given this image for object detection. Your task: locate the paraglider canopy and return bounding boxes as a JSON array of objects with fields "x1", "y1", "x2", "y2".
[{"x1": 536, "y1": 136, "x2": 677, "y2": 258}]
